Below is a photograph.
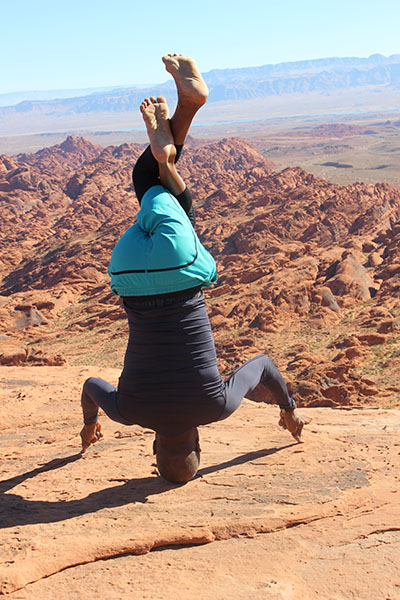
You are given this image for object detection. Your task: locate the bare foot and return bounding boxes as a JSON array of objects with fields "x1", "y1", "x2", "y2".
[
  {"x1": 162, "y1": 54, "x2": 209, "y2": 107},
  {"x1": 80, "y1": 422, "x2": 103, "y2": 453},
  {"x1": 140, "y1": 96, "x2": 176, "y2": 163}
]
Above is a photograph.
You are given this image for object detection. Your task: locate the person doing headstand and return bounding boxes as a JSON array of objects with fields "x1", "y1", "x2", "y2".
[{"x1": 80, "y1": 54, "x2": 307, "y2": 483}]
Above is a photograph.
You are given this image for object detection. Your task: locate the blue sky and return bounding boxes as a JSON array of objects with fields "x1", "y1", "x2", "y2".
[{"x1": 2, "y1": 0, "x2": 400, "y2": 93}]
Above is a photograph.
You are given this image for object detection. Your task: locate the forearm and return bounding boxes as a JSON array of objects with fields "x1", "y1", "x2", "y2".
[
  {"x1": 81, "y1": 379, "x2": 99, "y2": 425},
  {"x1": 259, "y1": 357, "x2": 295, "y2": 411}
]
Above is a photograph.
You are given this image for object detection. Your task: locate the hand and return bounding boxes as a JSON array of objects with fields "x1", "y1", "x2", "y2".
[
  {"x1": 278, "y1": 409, "x2": 311, "y2": 443},
  {"x1": 80, "y1": 422, "x2": 103, "y2": 453}
]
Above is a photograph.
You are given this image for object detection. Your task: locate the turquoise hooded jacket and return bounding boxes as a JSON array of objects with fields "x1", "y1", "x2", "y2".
[{"x1": 108, "y1": 185, "x2": 217, "y2": 296}]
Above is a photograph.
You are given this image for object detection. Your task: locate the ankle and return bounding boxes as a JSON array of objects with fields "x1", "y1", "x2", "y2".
[
  {"x1": 152, "y1": 142, "x2": 176, "y2": 165},
  {"x1": 162, "y1": 143, "x2": 177, "y2": 164}
]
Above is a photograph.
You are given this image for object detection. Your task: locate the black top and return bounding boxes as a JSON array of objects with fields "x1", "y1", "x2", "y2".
[{"x1": 116, "y1": 291, "x2": 226, "y2": 434}]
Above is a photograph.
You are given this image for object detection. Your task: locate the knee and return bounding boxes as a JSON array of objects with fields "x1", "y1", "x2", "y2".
[{"x1": 154, "y1": 427, "x2": 201, "y2": 484}]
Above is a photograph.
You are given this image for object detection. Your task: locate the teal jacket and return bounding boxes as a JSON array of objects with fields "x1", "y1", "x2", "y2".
[{"x1": 108, "y1": 185, "x2": 217, "y2": 296}]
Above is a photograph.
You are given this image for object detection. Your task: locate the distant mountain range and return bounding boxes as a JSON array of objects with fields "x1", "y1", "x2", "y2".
[
  {"x1": 1, "y1": 54, "x2": 400, "y2": 117},
  {"x1": 0, "y1": 86, "x2": 134, "y2": 108}
]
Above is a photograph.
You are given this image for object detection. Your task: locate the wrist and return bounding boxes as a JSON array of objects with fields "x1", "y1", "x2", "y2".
[{"x1": 279, "y1": 397, "x2": 296, "y2": 413}]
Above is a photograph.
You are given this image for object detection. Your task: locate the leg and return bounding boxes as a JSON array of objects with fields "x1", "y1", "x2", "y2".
[
  {"x1": 139, "y1": 96, "x2": 198, "y2": 203},
  {"x1": 140, "y1": 96, "x2": 185, "y2": 193},
  {"x1": 219, "y1": 354, "x2": 293, "y2": 421},
  {"x1": 162, "y1": 54, "x2": 209, "y2": 144},
  {"x1": 132, "y1": 54, "x2": 208, "y2": 222},
  {"x1": 132, "y1": 144, "x2": 183, "y2": 202},
  {"x1": 133, "y1": 98, "x2": 195, "y2": 225}
]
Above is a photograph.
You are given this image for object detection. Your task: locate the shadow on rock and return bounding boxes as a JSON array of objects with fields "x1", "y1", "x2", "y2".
[{"x1": 0, "y1": 445, "x2": 291, "y2": 528}]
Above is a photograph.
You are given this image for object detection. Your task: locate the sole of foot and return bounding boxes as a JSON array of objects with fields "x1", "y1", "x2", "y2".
[
  {"x1": 140, "y1": 96, "x2": 176, "y2": 163},
  {"x1": 162, "y1": 54, "x2": 209, "y2": 106}
]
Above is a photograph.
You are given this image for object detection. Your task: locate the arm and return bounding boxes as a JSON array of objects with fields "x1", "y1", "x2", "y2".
[
  {"x1": 80, "y1": 423, "x2": 103, "y2": 453},
  {"x1": 243, "y1": 355, "x2": 309, "y2": 443},
  {"x1": 80, "y1": 379, "x2": 103, "y2": 452},
  {"x1": 278, "y1": 407, "x2": 307, "y2": 444}
]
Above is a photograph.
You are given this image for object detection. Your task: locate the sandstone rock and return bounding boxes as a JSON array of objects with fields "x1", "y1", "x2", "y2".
[
  {"x1": 360, "y1": 377, "x2": 378, "y2": 386},
  {"x1": 358, "y1": 385, "x2": 380, "y2": 396},
  {"x1": 34, "y1": 301, "x2": 55, "y2": 310},
  {"x1": 369, "y1": 306, "x2": 394, "y2": 318},
  {"x1": 333, "y1": 346, "x2": 368, "y2": 361},
  {"x1": 0, "y1": 348, "x2": 65, "y2": 366},
  {"x1": 287, "y1": 380, "x2": 323, "y2": 403},
  {"x1": 257, "y1": 316, "x2": 278, "y2": 333},
  {"x1": 1, "y1": 135, "x2": 400, "y2": 398},
  {"x1": 0, "y1": 367, "x2": 399, "y2": 599},
  {"x1": 357, "y1": 333, "x2": 387, "y2": 346},
  {"x1": 325, "y1": 364, "x2": 353, "y2": 381},
  {"x1": 308, "y1": 307, "x2": 342, "y2": 329},
  {"x1": 237, "y1": 268, "x2": 269, "y2": 284},
  {"x1": 325, "y1": 252, "x2": 375, "y2": 301},
  {"x1": 306, "y1": 397, "x2": 339, "y2": 407},
  {"x1": 209, "y1": 314, "x2": 226, "y2": 329},
  {"x1": 378, "y1": 317, "x2": 400, "y2": 333},
  {"x1": 344, "y1": 346, "x2": 367, "y2": 360},
  {"x1": 233, "y1": 337, "x2": 255, "y2": 348},
  {"x1": 14, "y1": 306, "x2": 48, "y2": 328},
  {"x1": 321, "y1": 385, "x2": 350, "y2": 404},
  {"x1": 0, "y1": 351, "x2": 28, "y2": 365},
  {"x1": 330, "y1": 335, "x2": 361, "y2": 349},
  {"x1": 314, "y1": 286, "x2": 340, "y2": 312},
  {"x1": 362, "y1": 240, "x2": 377, "y2": 252},
  {"x1": 377, "y1": 261, "x2": 400, "y2": 281},
  {"x1": 368, "y1": 251, "x2": 383, "y2": 267},
  {"x1": 286, "y1": 351, "x2": 324, "y2": 371},
  {"x1": 209, "y1": 284, "x2": 231, "y2": 298},
  {"x1": 286, "y1": 344, "x2": 309, "y2": 357}
]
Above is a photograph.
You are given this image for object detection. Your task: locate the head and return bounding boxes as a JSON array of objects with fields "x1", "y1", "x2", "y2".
[{"x1": 153, "y1": 427, "x2": 201, "y2": 484}]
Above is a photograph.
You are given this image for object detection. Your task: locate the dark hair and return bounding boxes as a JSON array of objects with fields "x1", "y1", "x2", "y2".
[{"x1": 154, "y1": 427, "x2": 200, "y2": 484}]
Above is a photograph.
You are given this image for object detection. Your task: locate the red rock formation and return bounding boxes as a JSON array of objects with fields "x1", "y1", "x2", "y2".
[{"x1": 1, "y1": 136, "x2": 400, "y2": 406}]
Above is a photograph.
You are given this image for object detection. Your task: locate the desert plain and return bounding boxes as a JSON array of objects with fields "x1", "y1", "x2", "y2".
[{"x1": 0, "y1": 106, "x2": 400, "y2": 598}]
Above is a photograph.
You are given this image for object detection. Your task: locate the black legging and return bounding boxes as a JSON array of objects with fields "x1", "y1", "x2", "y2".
[
  {"x1": 81, "y1": 353, "x2": 292, "y2": 434},
  {"x1": 132, "y1": 144, "x2": 196, "y2": 226}
]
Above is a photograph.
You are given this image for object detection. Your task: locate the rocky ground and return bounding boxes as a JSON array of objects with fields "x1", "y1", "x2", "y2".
[
  {"x1": 0, "y1": 136, "x2": 400, "y2": 598},
  {"x1": 0, "y1": 366, "x2": 399, "y2": 599}
]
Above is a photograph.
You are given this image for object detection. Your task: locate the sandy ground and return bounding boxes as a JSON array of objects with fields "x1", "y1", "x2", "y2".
[{"x1": 0, "y1": 366, "x2": 399, "y2": 599}]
